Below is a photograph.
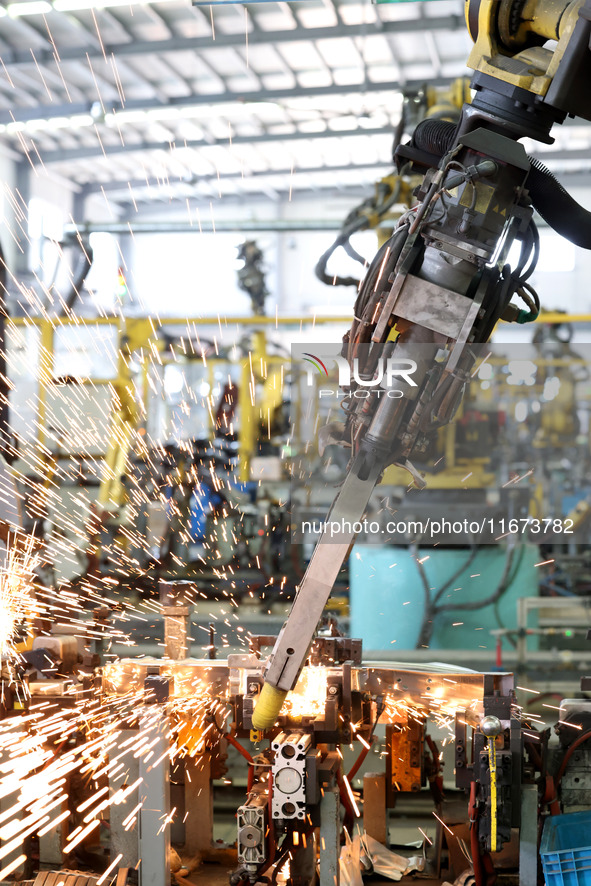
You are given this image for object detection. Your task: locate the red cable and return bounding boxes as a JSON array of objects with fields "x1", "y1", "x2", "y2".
[
  {"x1": 336, "y1": 766, "x2": 358, "y2": 828},
  {"x1": 495, "y1": 638, "x2": 503, "y2": 669},
  {"x1": 482, "y1": 852, "x2": 497, "y2": 886},
  {"x1": 226, "y1": 731, "x2": 255, "y2": 766},
  {"x1": 347, "y1": 739, "x2": 372, "y2": 782},
  {"x1": 224, "y1": 731, "x2": 255, "y2": 793},
  {"x1": 541, "y1": 774, "x2": 560, "y2": 817}
]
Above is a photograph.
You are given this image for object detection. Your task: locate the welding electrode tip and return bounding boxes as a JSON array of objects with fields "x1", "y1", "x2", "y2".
[{"x1": 251, "y1": 683, "x2": 288, "y2": 730}]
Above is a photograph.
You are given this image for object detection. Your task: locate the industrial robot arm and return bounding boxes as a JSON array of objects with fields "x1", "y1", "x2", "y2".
[{"x1": 252, "y1": 0, "x2": 591, "y2": 730}]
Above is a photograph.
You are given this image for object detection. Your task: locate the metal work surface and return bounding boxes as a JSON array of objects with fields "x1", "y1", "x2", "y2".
[{"x1": 104, "y1": 655, "x2": 508, "y2": 720}]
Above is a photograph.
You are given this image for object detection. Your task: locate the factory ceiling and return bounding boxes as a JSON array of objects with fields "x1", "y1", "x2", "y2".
[{"x1": 1, "y1": 0, "x2": 590, "y2": 214}]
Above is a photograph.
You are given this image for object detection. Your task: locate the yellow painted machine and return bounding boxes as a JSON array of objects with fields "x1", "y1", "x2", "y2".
[
  {"x1": 253, "y1": 0, "x2": 591, "y2": 739},
  {"x1": 315, "y1": 78, "x2": 471, "y2": 284}
]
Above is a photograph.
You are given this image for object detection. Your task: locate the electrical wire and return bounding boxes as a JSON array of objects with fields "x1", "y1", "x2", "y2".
[
  {"x1": 415, "y1": 541, "x2": 481, "y2": 647},
  {"x1": 336, "y1": 766, "x2": 358, "y2": 828},
  {"x1": 415, "y1": 544, "x2": 524, "y2": 649},
  {"x1": 432, "y1": 545, "x2": 480, "y2": 605},
  {"x1": 436, "y1": 544, "x2": 523, "y2": 613},
  {"x1": 347, "y1": 224, "x2": 409, "y2": 364},
  {"x1": 518, "y1": 221, "x2": 540, "y2": 284},
  {"x1": 347, "y1": 741, "x2": 372, "y2": 784},
  {"x1": 63, "y1": 238, "x2": 94, "y2": 314},
  {"x1": 347, "y1": 695, "x2": 385, "y2": 782},
  {"x1": 315, "y1": 178, "x2": 404, "y2": 287},
  {"x1": 206, "y1": 709, "x2": 255, "y2": 791}
]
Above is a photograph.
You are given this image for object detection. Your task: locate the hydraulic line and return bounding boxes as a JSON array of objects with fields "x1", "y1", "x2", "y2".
[
  {"x1": 409, "y1": 119, "x2": 591, "y2": 250},
  {"x1": 411, "y1": 119, "x2": 458, "y2": 157}
]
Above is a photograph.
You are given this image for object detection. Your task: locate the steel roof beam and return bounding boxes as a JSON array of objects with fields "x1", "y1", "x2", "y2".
[
  {"x1": 79, "y1": 159, "x2": 393, "y2": 196},
  {"x1": 67, "y1": 214, "x2": 358, "y2": 233},
  {"x1": 29, "y1": 121, "x2": 591, "y2": 167},
  {"x1": 82, "y1": 164, "x2": 590, "y2": 215},
  {"x1": 3, "y1": 75, "x2": 459, "y2": 125},
  {"x1": 0, "y1": 16, "x2": 463, "y2": 68},
  {"x1": 29, "y1": 123, "x2": 390, "y2": 164}
]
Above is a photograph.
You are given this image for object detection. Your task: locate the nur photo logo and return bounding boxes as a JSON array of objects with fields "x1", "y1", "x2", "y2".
[
  {"x1": 298, "y1": 349, "x2": 418, "y2": 389},
  {"x1": 302, "y1": 353, "x2": 329, "y2": 376}
]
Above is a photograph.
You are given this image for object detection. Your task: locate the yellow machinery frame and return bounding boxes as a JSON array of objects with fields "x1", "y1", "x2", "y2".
[
  {"x1": 8, "y1": 311, "x2": 591, "y2": 507},
  {"x1": 8, "y1": 315, "x2": 353, "y2": 511}
]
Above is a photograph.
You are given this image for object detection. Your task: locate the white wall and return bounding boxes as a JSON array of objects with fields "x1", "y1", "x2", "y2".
[
  {"x1": 0, "y1": 145, "x2": 18, "y2": 273},
  {"x1": 119, "y1": 186, "x2": 591, "y2": 321},
  {"x1": 531, "y1": 187, "x2": 591, "y2": 316},
  {"x1": 126, "y1": 229, "x2": 280, "y2": 316},
  {"x1": 115, "y1": 191, "x2": 377, "y2": 318},
  {"x1": 16, "y1": 174, "x2": 591, "y2": 323},
  {"x1": 20, "y1": 170, "x2": 126, "y2": 313}
]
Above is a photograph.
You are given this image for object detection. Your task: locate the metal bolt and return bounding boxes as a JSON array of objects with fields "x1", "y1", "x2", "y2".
[
  {"x1": 248, "y1": 683, "x2": 258, "y2": 694},
  {"x1": 481, "y1": 715, "x2": 502, "y2": 737},
  {"x1": 239, "y1": 826, "x2": 261, "y2": 847},
  {"x1": 328, "y1": 686, "x2": 338, "y2": 696}
]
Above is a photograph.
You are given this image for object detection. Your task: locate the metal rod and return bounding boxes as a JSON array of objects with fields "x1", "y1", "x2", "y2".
[
  {"x1": 8, "y1": 314, "x2": 353, "y2": 327},
  {"x1": 11, "y1": 310, "x2": 591, "y2": 327},
  {"x1": 64, "y1": 220, "x2": 344, "y2": 235}
]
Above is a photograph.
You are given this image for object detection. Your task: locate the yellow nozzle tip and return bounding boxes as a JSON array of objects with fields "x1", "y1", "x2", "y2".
[{"x1": 251, "y1": 683, "x2": 288, "y2": 731}]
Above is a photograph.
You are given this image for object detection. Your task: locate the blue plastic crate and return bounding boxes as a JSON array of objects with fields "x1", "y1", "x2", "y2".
[{"x1": 541, "y1": 811, "x2": 591, "y2": 886}]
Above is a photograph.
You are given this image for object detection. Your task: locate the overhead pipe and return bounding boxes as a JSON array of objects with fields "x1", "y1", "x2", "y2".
[{"x1": 64, "y1": 219, "x2": 347, "y2": 237}]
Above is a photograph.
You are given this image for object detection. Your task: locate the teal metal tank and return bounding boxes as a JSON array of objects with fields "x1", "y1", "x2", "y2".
[{"x1": 349, "y1": 544, "x2": 539, "y2": 652}]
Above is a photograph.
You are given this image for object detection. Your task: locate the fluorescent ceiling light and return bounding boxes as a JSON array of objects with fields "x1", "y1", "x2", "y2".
[
  {"x1": 53, "y1": 0, "x2": 176, "y2": 10},
  {"x1": 181, "y1": 101, "x2": 282, "y2": 120},
  {"x1": 63, "y1": 113, "x2": 94, "y2": 128},
  {"x1": 0, "y1": 102, "x2": 284, "y2": 140},
  {"x1": 146, "y1": 107, "x2": 181, "y2": 122},
  {"x1": 40, "y1": 114, "x2": 94, "y2": 129},
  {"x1": 105, "y1": 109, "x2": 149, "y2": 125},
  {"x1": 104, "y1": 102, "x2": 282, "y2": 126},
  {"x1": 8, "y1": 0, "x2": 51, "y2": 14},
  {"x1": 53, "y1": 0, "x2": 99, "y2": 8},
  {"x1": 0, "y1": 114, "x2": 94, "y2": 135}
]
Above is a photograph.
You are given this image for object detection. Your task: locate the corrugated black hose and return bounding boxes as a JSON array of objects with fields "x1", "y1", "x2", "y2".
[
  {"x1": 412, "y1": 119, "x2": 456, "y2": 157},
  {"x1": 527, "y1": 157, "x2": 591, "y2": 249},
  {"x1": 410, "y1": 119, "x2": 591, "y2": 250}
]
